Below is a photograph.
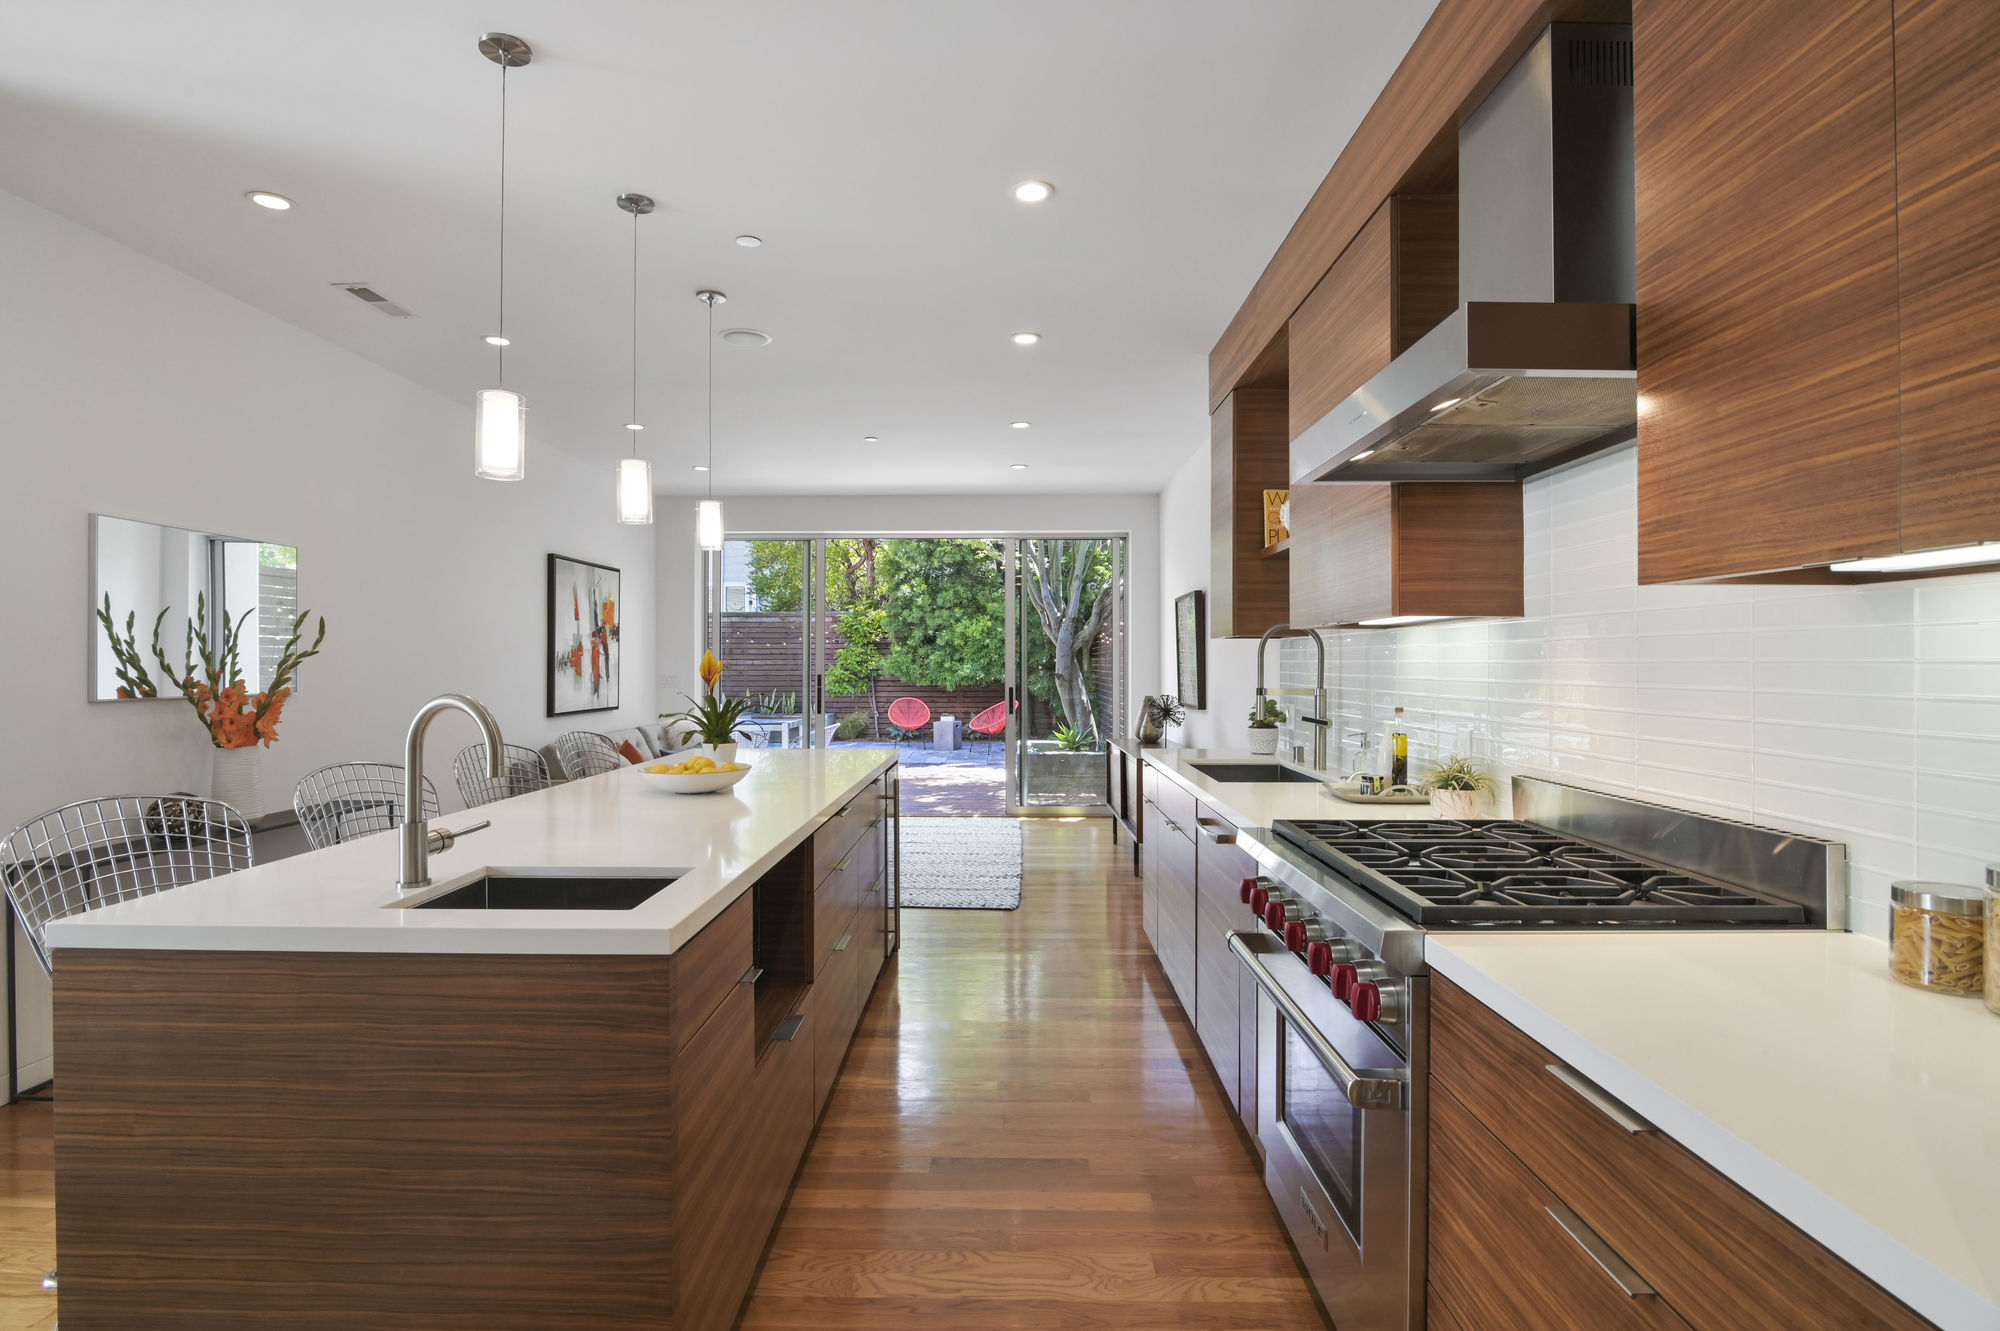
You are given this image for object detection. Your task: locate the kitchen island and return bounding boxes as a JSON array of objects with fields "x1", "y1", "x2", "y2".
[{"x1": 44, "y1": 747, "x2": 899, "y2": 1331}]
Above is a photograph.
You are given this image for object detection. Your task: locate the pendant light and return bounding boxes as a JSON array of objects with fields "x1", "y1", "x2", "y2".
[
  {"x1": 614, "y1": 193, "x2": 655, "y2": 524},
  {"x1": 695, "y1": 289, "x2": 727, "y2": 551},
  {"x1": 473, "y1": 33, "x2": 531, "y2": 481}
]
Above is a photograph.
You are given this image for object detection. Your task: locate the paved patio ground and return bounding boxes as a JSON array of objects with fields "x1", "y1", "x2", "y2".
[{"x1": 828, "y1": 739, "x2": 1007, "y2": 815}]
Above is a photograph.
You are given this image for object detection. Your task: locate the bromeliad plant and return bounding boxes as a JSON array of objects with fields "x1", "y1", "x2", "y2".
[
  {"x1": 663, "y1": 650, "x2": 758, "y2": 748},
  {"x1": 97, "y1": 592, "x2": 327, "y2": 748}
]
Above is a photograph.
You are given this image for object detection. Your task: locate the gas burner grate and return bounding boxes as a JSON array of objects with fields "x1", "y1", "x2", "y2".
[{"x1": 1273, "y1": 816, "x2": 1805, "y2": 927}]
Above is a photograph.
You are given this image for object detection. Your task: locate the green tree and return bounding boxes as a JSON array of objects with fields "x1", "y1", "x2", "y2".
[
  {"x1": 746, "y1": 539, "x2": 881, "y2": 614},
  {"x1": 878, "y1": 539, "x2": 1006, "y2": 689},
  {"x1": 1019, "y1": 539, "x2": 1114, "y2": 738},
  {"x1": 745, "y1": 541, "x2": 803, "y2": 612},
  {"x1": 824, "y1": 603, "x2": 887, "y2": 735}
]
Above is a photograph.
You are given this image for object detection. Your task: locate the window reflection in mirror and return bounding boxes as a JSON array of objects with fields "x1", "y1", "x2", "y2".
[{"x1": 89, "y1": 514, "x2": 300, "y2": 702}]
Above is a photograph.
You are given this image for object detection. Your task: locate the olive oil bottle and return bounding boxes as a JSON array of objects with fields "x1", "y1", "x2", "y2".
[{"x1": 1389, "y1": 706, "x2": 1409, "y2": 788}]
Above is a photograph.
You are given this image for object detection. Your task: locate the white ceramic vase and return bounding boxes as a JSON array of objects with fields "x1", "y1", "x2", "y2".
[
  {"x1": 702, "y1": 741, "x2": 740, "y2": 764},
  {"x1": 1428, "y1": 787, "x2": 1485, "y2": 820},
  {"x1": 1247, "y1": 727, "x2": 1279, "y2": 755},
  {"x1": 211, "y1": 745, "x2": 263, "y2": 819}
]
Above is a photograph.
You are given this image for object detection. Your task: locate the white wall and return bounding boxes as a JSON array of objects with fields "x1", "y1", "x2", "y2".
[
  {"x1": 1250, "y1": 444, "x2": 2000, "y2": 938},
  {"x1": 0, "y1": 187, "x2": 657, "y2": 1085},
  {"x1": 1157, "y1": 441, "x2": 1262, "y2": 747},
  {"x1": 656, "y1": 492, "x2": 1160, "y2": 729}
]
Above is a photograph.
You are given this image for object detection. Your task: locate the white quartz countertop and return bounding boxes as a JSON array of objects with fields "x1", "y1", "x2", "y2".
[
  {"x1": 45, "y1": 748, "x2": 897, "y2": 957},
  {"x1": 1132, "y1": 744, "x2": 1447, "y2": 829},
  {"x1": 1428, "y1": 931, "x2": 2000, "y2": 1331}
]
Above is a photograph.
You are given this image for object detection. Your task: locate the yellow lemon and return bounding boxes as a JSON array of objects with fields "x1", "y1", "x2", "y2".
[{"x1": 646, "y1": 763, "x2": 669, "y2": 774}]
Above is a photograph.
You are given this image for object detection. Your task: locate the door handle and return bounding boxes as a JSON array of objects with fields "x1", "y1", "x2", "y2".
[
  {"x1": 1545, "y1": 1205, "x2": 1656, "y2": 1297},
  {"x1": 1228, "y1": 932, "x2": 1406, "y2": 1110},
  {"x1": 1197, "y1": 818, "x2": 1237, "y2": 844},
  {"x1": 1545, "y1": 1063, "x2": 1656, "y2": 1134},
  {"x1": 774, "y1": 1013, "x2": 806, "y2": 1043},
  {"x1": 738, "y1": 966, "x2": 765, "y2": 985}
]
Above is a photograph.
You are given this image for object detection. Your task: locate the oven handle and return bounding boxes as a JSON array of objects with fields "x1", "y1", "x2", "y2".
[{"x1": 1229, "y1": 931, "x2": 1407, "y2": 1111}]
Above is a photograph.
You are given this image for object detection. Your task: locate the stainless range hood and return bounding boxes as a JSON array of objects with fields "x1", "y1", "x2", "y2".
[{"x1": 1291, "y1": 23, "x2": 1637, "y2": 484}]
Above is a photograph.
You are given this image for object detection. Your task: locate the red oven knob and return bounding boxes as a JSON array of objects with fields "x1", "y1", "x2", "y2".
[
  {"x1": 1239, "y1": 877, "x2": 1259, "y2": 904},
  {"x1": 1350, "y1": 981, "x2": 1383, "y2": 1022},
  {"x1": 1306, "y1": 940, "x2": 1335, "y2": 975},
  {"x1": 1329, "y1": 963, "x2": 1358, "y2": 1000},
  {"x1": 1264, "y1": 901, "x2": 1290, "y2": 931},
  {"x1": 1249, "y1": 886, "x2": 1270, "y2": 916},
  {"x1": 1284, "y1": 920, "x2": 1310, "y2": 952}
]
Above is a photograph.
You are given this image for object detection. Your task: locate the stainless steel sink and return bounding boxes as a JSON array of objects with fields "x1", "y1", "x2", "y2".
[
  {"x1": 1187, "y1": 762, "x2": 1328, "y2": 785},
  {"x1": 402, "y1": 870, "x2": 680, "y2": 910}
]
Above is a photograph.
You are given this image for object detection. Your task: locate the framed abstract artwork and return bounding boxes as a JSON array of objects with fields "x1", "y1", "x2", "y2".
[
  {"x1": 1174, "y1": 590, "x2": 1206, "y2": 710},
  {"x1": 548, "y1": 554, "x2": 620, "y2": 716}
]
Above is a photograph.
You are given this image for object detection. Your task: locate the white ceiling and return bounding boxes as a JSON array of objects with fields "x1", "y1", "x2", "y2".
[{"x1": 3, "y1": 1, "x2": 1437, "y2": 495}]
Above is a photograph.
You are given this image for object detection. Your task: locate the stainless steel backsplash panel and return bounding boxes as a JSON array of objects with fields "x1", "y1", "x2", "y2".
[{"x1": 1512, "y1": 776, "x2": 1847, "y2": 930}]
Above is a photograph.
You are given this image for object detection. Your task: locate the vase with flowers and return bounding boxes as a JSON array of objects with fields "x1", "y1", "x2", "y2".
[
  {"x1": 662, "y1": 650, "x2": 756, "y2": 763},
  {"x1": 98, "y1": 592, "x2": 327, "y2": 817}
]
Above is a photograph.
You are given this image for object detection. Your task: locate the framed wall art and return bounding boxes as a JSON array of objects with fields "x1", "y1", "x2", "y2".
[{"x1": 548, "y1": 554, "x2": 620, "y2": 716}]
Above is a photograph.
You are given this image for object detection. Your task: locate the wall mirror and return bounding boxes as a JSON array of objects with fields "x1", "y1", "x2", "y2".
[{"x1": 89, "y1": 514, "x2": 300, "y2": 702}]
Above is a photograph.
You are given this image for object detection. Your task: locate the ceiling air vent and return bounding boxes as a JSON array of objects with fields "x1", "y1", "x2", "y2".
[{"x1": 331, "y1": 282, "x2": 415, "y2": 318}]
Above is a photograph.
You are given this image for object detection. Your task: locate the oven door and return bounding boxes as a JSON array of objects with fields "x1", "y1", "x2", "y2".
[{"x1": 1232, "y1": 932, "x2": 1418, "y2": 1331}]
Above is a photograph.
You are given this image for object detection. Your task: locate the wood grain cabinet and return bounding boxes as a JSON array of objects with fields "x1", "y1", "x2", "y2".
[
  {"x1": 1191, "y1": 805, "x2": 1256, "y2": 1122},
  {"x1": 1142, "y1": 792, "x2": 1198, "y2": 1013},
  {"x1": 1289, "y1": 480, "x2": 1523, "y2": 627},
  {"x1": 1210, "y1": 388, "x2": 1290, "y2": 638},
  {"x1": 1288, "y1": 194, "x2": 1457, "y2": 441},
  {"x1": 1430, "y1": 977, "x2": 1933, "y2": 1330},
  {"x1": 1634, "y1": 0, "x2": 2000, "y2": 580}
]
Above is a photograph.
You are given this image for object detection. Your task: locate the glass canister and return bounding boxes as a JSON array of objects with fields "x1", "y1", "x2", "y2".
[
  {"x1": 1987, "y1": 866, "x2": 2000, "y2": 1016},
  {"x1": 1890, "y1": 881, "x2": 1989, "y2": 995}
]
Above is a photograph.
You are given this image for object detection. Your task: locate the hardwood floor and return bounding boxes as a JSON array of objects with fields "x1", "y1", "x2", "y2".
[{"x1": 0, "y1": 820, "x2": 1320, "y2": 1330}]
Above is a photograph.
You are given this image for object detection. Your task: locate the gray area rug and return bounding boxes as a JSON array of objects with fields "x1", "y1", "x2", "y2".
[{"x1": 900, "y1": 816, "x2": 1024, "y2": 910}]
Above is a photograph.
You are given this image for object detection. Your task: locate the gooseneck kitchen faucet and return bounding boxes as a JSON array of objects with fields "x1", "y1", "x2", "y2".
[
  {"x1": 399, "y1": 694, "x2": 504, "y2": 890},
  {"x1": 1255, "y1": 624, "x2": 1331, "y2": 772}
]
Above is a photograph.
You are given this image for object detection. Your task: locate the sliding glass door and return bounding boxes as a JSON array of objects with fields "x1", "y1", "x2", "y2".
[
  {"x1": 1004, "y1": 537, "x2": 1126, "y2": 815},
  {"x1": 706, "y1": 538, "x2": 829, "y2": 750}
]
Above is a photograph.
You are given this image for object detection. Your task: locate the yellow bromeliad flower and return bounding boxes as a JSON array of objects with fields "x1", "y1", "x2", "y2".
[{"x1": 698, "y1": 649, "x2": 725, "y2": 692}]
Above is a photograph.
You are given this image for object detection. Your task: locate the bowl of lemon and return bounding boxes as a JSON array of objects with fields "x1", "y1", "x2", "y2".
[{"x1": 636, "y1": 752, "x2": 752, "y2": 795}]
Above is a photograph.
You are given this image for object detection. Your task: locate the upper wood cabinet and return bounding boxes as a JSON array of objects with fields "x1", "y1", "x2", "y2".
[
  {"x1": 1634, "y1": 0, "x2": 2000, "y2": 581},
  {"x1": 1209, "y1": 388, "x2": 1290, "y2": 638},
  {"x1": 1892, "y1": 0, "x2": 2000, "y2": 553},
  {"x1": 1288, "y1": 195, "x2": 1458, "y2": 442},
  {"x1": 1633, "y1": 0, "x2": 1902, "y2": 582},
  {"x1": 1289, "y1": 481, "x2": 1523, "y2": 627}
]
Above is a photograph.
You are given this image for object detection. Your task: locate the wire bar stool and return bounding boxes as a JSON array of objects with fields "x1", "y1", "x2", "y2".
[
  {"x1": 555, "y1": 730, "x2": 624, "y2": 780},
  {"x1": 453, "y1": 742, "x2": 552, "y2": 808},
  {"x1": 292, "y1": 763, "x2": 439, "y2": 851}
]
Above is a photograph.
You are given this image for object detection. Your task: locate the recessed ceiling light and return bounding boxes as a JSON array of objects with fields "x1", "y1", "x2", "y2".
[
  {"x1": 1010, "y1": 421, "x2": 1032, "y2": 429},
  {"x1": 863, "y1": 436, "x2": 879, "y2": 443},
  {"x1": 692, "y1": 464, "x2": 710, "y2": 472},
  {"x1": 719, "y1": 328, "x2": 771, "y2": 346},
  {"x1": 1011, "y1": 463, "x2": 1029, "y2": 470},
  {"x1": 245, "y1": 190, "x2": 293, "y2": 211},
  {"x1": 1012, "y1": 180, "x2": 1054, "y2": 203},
  {"x1": 484, "y1": 335, "x2": 510, "y2": 346},
  {"x1": 1351, "y1": 449, "x2": 1375, "y2": 461},
  {"x1": 625, "y1": 422, "x2": 644, "y2": 431},
  {"x1": 735, "y1": 235, "x2": 762, "y2": 247},
  {"x1": 1012, "y1": 332, "x2": 1041, "y2": 346}
]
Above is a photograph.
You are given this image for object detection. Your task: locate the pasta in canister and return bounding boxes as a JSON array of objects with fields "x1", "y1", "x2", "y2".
[{"x1": 1889, "y1": 882, "x2": 1989, "y2": 996}]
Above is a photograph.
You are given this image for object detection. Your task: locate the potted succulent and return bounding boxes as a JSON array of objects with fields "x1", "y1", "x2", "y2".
[
  {"x1": 1247, "y1": 698, "x2": 1287, "y2": 755},
  {"x1": 663, "y1": 650, "x2": 756, "y2": 762},
  {"x1": 1421, "y1": 755, "x2": 1495, "y2": 820}
]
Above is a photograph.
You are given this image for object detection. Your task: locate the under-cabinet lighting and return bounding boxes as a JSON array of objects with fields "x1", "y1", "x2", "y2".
[
  {"x1": 1357, "y1": 615, "x2": 1452, "y2": 627},
  {"x1": 697, "y1": 499, "x2": 725, "y2": 551},
  {"x1": 615, "y1": 458, "x2": 653, "y2": 525},
  {"x1": 1829, "y1": 543, "x2": 2000, "y2": 574},
  {"x1": 473, "y1": 388, "x2": 526, "y2": 481},
  {"x1": 1429, "y1": 397, "x2": 1461, "y2": 413},
  {"x1": 1351, "y1": 450, "x2": 1375, "y2": 461}
]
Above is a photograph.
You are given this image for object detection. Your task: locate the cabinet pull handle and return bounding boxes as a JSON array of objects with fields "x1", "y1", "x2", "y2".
[
  {"x1": 1197, "y1": 818, "x2": 1237, "y2": 843},
  {"x1": 774, "y1": 1014, "x2": 806, "y2": 1043},
  {"x1": 739, "y1": 966, "x2": 765, "y2": 985},
  {"x1": 1544, "y1": 1205, "x2": 1655, "y2": 1298},
  {"x1": 1545, "y1": 1063, "x2": 1656, "y2": 1134},
  {"x1": 833, "y1": 933, "x2": 852, "y2": 952},
  {"x1": 864, "y1": 879, "x2": 882, "y2": 895},
  {"x1": 832, "y1": 853, "x2": 851, "y2": 872}
]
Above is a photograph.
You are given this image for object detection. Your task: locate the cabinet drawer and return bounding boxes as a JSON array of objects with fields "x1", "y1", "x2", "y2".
[
  {"x1": 856, "y1": 858, "x2": 889, "y2": 996},
  {"x1": 1192, "y1": 887, "x2": 1239, "y2": 1109},
  {"x1": 1432, "y1": 977, "x2": 1931, "y2": 1330},
  {"x1": 807, "y1": 928, "x2": 863, "y2": 1118},
  {"x1": 672, "y1": 982, "x2": 758, "y2": 1331},
  {"x1": 1431, "y1": 1083, "x2": 1694, "y2": 1331},
  {"x1": 669, "y1": 892, "x2": 754, "y2": 1052},
  {"x1": 1147, "y1": 769, "x2": 1198, "y2": 841},
  {"x1": 813, "y1": 779, "x2": 884, "y2": 883},
  {"x1": 810, "y1": 834, "x2": 878, "y2": 980},
  {"x1": 747, "y1": 1004, "x2": 814, "y2": 1242}
]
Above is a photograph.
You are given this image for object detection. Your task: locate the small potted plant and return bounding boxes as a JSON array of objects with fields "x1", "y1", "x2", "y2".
[
  {"x1": 1247, "y1": 698, "x2": 1287, "y2": 755},
  {"x1": 663, "y1": 650, "x2": 756, "y2": 762},
  {"x1": 1421, "y1": 755, "x2": 1495, "y2": 820}
]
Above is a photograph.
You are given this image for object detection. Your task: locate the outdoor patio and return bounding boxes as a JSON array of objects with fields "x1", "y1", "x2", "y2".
[{"x1": 828, "y1": 738, "x2": 1006, "y2": 815}]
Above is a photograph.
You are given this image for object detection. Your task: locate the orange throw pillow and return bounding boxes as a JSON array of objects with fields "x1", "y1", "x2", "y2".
[{"x1": 617, "y1": 740, "x2": 645, "y2": 765}]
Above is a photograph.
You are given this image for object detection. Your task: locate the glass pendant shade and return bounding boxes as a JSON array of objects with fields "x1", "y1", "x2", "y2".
[
  {"x1": 696, "y1": 499, "x2": 725, "y2": 551},
  {"x1": 615, "y1": 457, "x2": 654, "y2": 525},
  {"x1": 473, "y1": 388, "x2": 526, "y2": 481}
]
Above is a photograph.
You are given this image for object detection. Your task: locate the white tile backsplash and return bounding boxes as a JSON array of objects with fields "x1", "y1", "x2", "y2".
[{"x1": 1272, "y1": 445, "x2": 2000, "y2": 937}]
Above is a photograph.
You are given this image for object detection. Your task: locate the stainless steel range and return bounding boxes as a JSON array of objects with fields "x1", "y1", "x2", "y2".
[{"x1": 1227, "y1": 776, "x2": 1844, "y2": 1331}]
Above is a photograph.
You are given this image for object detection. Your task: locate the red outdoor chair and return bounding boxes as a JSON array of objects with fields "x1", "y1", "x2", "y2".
[
  {"x1": 967, "y1": 700, "x2": 1008, "y2": 748},
  {"x1": 886, "y1": 697, "x2": 932, "y2": 740}
]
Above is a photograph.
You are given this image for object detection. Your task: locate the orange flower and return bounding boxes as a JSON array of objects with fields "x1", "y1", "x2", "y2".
[{"x1": 698, "y1": 649, "x2": 724, "y2": 692}]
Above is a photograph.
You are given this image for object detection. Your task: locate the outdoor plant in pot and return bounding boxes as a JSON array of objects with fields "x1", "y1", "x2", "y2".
[
  {"x1": 1421, "y1": 755, "x2": 1495, "y2": 819},
  {"x1": 1052, "y1": 723, "x2": 1100, "y2": 753},
  {"x1": 1247, "y1": 698, "x2": 1286, "y2": 755},
  {"x1": 663, "y1": 650, "x2": 755, "y2": 762}
]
